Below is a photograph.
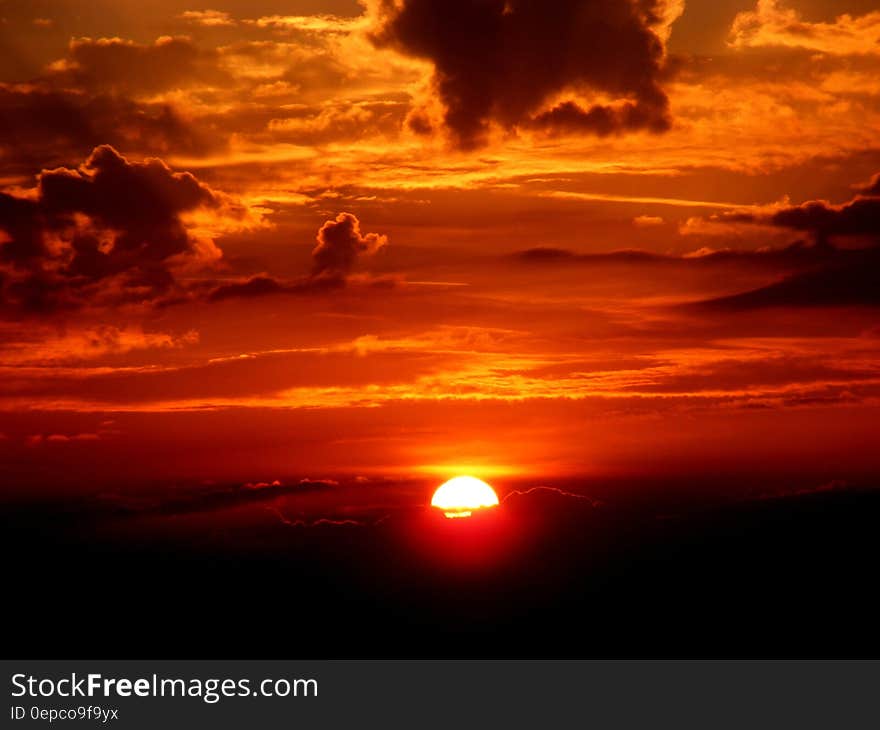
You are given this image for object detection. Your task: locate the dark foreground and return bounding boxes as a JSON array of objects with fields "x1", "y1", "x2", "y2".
[{"x1": 4, "y1": 480, "x2": 879, "y2": 657}]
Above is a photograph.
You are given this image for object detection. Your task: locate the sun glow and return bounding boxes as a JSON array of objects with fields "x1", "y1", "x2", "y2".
[{"x1": 431, "y1": 476, "x2": 500, "y2": 519}]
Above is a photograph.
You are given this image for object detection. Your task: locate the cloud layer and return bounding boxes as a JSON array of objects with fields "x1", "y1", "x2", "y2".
[{"x1": 730, "y1": 0, "x2": 880, "y2": 56}]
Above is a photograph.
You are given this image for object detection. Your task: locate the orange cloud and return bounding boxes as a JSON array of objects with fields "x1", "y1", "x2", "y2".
[
  {"x1": 249, "y1": 15, "x2": 367, "y2": 34},
  {"x1": 730, "y1": 0, "x2": 880, "y2": 55},
  {"x1": 0, "y1": 325, "x2": 198, "y2": 365},
  {"x1": 633, "y1": 215, "x2": 665, "y2": 227},
  {"x1": 179, "y1": 10, "x2": 236, "y2": 27}
]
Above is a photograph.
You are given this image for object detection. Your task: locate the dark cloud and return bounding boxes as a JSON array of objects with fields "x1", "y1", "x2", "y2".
[
  {"x1": 510, "y1": 240, "x2": 880, "y2": 311},
  {"x1": 147, "y1": 479, "x2": 337, "y2": 518},
  {"x1": 720, "y1": 184, "x2": 880, "y2": 246},
  {"x1": 512, "y1": 241, "x2": 835, "y2": 269},
  {"x1": 529, "y1": 95, "x2": 669, "y2": 137},
  {"x1": 47, "y1": 36, "x2": 229, "y2": 96},
  {"x1": 206, "y1": 212, "x2": 389, "y2": 302},
  {"x1": 678, "y1": 176, "x2": 880, "y2": 310},
  {"x1": 0, "y1": 145, "x2": 239, "y2": 312},
  {"x1": 208, "y1": 274, "x2": 286, "y2": 302},
  {"x1": 693, "y1": 248, "x2": 880, "y2": 311},
  {"x1": 369, "y1": 0, "x2": 678, "y2": 148},
  {"x1": 59, "y1": 478, "x2": 340, "y2": 518},
  {"x1": 207, "y1": 274, "x2": 344, "y2": 302},
  {"x1": 0, "y1": 35, "x2": 231, "y2": 176},
  {"x1": 515, "y1": 246, "x2": 664, "y2": 264},
  {"x1": 312, "y1": 212, "x2": 388, "y2": 277},
  {"x1": 0, "y1": 84, "x2": 220, "y2": 178},
  {"x1": 767, "y1": 197, "x2": 880, "y2": 243}
]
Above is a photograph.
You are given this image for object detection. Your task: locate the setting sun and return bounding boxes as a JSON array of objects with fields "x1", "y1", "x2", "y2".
[{"x1": 431, "y1": 476, "x2": 500, "y2": 519}]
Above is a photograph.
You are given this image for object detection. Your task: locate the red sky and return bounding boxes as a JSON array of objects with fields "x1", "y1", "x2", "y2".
[{"x1": 2, "y1": 0, "x2": 880, "y2": 495}]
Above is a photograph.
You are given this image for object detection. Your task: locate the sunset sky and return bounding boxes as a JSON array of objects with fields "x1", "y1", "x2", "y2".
[{"x1": 2, "y1": 0, "x2": 880, "y2": 497}]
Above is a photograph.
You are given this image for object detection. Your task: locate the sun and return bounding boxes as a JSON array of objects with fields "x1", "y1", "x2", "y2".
[{"x1": 431, "y1": 476, "x2": 499, "y2": 519}]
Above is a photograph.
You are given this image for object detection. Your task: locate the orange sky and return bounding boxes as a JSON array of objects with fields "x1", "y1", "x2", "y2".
[{"x1": 1, "y1": 0, "x2": 880, "y2": 494}]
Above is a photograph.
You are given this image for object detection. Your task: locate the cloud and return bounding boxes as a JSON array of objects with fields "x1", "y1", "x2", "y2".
[
  {"x1": 855, "y1": 172, "x2": 880, "y2": 196},
  {"x1": 149, "y1": 479, "x2": 339, "y2": 516},
  {"x1": 628, "y1": 353, "x2": 880, "y2": 394},
  {"x1": 633, "y1": 215, "x2": 665, "y2": 227},
  {"x1": 207, "y1": 212, "x2": 389, "y2": 301},
  {"x1": 514, "y1": 246, "x2": 664, "y2": 264},
  {"x1": 512, "y1": 239, "x2": 880, "y2": 311},
  {"x1": 0, "y1": 145, "x2": 250, "y2": 312},
  {"x1": 243, "y1": 479, "x2": 283, "y2": 490},
  {"x1": 679, "y1": 176, "x2": 880, "y2": 310},
  {"x1": 512, "y1": 240, "x2": 836, "y2": 268},
  {"x1": 208, "y1": 274, "x2": 285, "y2": 302},
  {"x1": 692, "y1": 247, "x2": 880, "y2": 310},
  {"x1": 0, "y1": 34, "x2": 324, "y2": 174},
  {"x1": 27, "y1": 432, "x2": 101, "y2": 446},
  {"x1": 367, "y1": 0, "x2": 682, "y2": 148},
  {"x1": 267, "y1": 100, "x2": 408, "y2": 145},
  {"x1": 0, "y1": 325, "x2": 198, "y2": 365},
  {"x1": 207, "y1": 273, "x2": 344, "y2": 302},
  {"x1": 0, "y1": 84, "x2": 219, "y2": 177},
  {"x1": 312, "y1": 212, "x2": 388, "y2": 277},
  {"x1": 179, "y1": 10, "x2": 236, "y2": 27},
  {"x1": 766, "y1": 197, "x2": 880, "y2": 242},
  {"x1": 46, "y1": 36, "x2": 229, "y2": 95},
  {"x1": 716, "y1": 186, "x2": 880, "y2": 246},
  {"x1": 729, "y1": 0, "x2": 880, "y2": 56},
  {"x1": 249, "y1": 15, "x2": 366, "y2": 34}
]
